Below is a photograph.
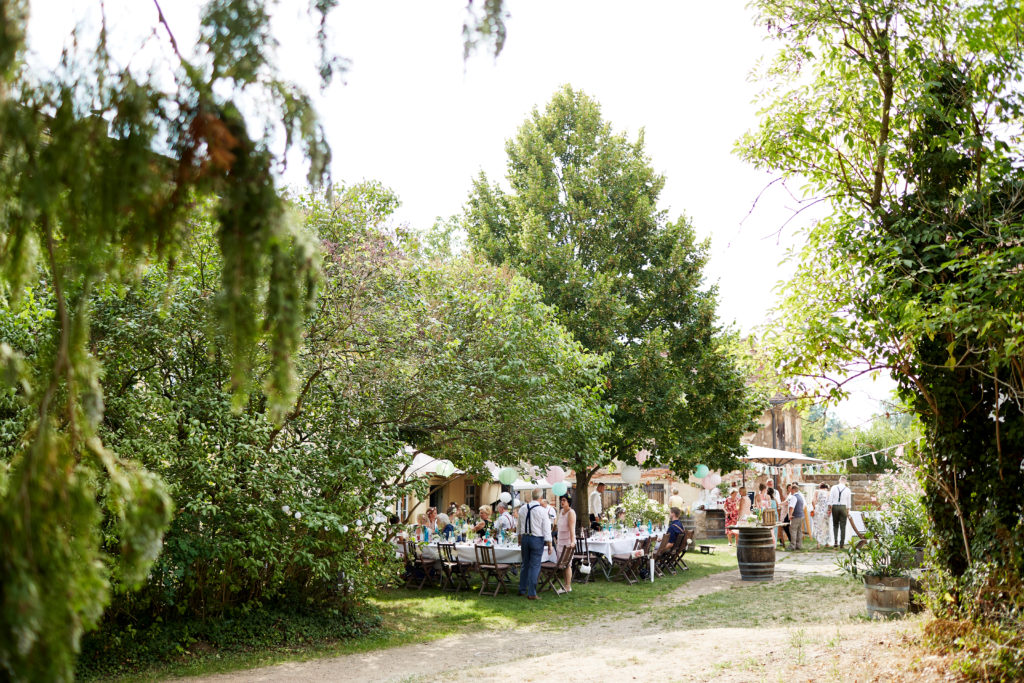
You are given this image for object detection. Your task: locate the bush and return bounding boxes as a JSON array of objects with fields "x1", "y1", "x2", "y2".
[{"x1": 76, "y1": 603, "x2": 383, "y2": 680}]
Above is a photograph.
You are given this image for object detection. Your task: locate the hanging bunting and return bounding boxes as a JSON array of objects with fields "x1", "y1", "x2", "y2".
[
  {"x1": 852, "y1": 456, "x2": 859, "y2": 467},
  {"x1": 895, "y1": 445, "x2": 905, "y2": 458}
]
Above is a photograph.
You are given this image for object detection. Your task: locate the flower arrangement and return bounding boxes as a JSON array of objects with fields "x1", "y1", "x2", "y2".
[{"x1": 616, "y1": 485, "x2": 669, "y2": 526}]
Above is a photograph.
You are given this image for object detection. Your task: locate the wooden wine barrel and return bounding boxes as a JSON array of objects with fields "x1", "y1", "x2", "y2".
[
  {"x1": 864, "y1": 575, "x2": 910, "y2": 618},
  {"x1": 704, "y1": 509, "x2": 726, "y2": 538},
  {"x1": 735, "y1": 526, "x2": 776, "y2": 581}
]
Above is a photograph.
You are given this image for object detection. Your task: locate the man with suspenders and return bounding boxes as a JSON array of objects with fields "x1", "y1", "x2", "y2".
[
  {"x1": 827, "y1": 476, "x2": 853, "y2": 548},
  {"x1": 517, "y1": 488, "x2": 553, "y2": 599}
]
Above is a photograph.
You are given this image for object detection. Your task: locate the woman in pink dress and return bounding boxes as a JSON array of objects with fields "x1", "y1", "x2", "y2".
[
  {"x1": 724, "y1": 489, "x2": 740, "y2": 546},
  {"x1": 556, "y1": 495, "x2": 577, "y2": 592}
]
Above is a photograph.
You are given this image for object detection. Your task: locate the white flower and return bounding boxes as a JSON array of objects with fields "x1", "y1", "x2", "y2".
[
  {"x1": 294, "y1": 511, "x2": 302, "y2": 520},
  {"x1": 355, "y1": 519, "x2": 363, "y2": 527},
  {"x1": 341, "y1": 525, "x2": 349, "y2": 532},
  {"x1": 282, "y1": 505, "x2": 291, "y2": 514}
]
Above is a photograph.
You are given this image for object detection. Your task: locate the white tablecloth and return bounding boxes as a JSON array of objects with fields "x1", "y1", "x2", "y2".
[
  {"x1": 585, "y1": 533, "x2": 662, "y2": 561},
  {"x1": 420, "y1": 542, "x2": 557, "y2": 564}
]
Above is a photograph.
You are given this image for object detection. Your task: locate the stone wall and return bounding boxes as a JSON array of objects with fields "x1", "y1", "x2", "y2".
[{"x1": 799, "y1": 473, "x2": 879, "y2": 511}]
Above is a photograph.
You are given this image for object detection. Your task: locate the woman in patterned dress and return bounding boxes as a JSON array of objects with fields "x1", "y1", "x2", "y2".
[
  {"x1": 724, "y1": 489, "x2": 740, "y2": 546},
  {"x1": 811, "y1": 483, "x2": 832, "y2": 547}
]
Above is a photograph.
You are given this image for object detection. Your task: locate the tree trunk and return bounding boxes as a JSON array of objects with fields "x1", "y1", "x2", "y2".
[{"x1": 574, "y1": 463, "x2": 591, "y2": 532}]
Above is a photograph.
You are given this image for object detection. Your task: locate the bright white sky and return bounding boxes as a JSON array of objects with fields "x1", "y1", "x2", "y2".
[{"x1": 28, "y1": 0, "x2": 894, "y2": 422}]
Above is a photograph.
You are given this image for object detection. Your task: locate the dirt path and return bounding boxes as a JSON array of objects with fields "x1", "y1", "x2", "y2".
[{"x1": 188, "y1": 553, "x2": 952, "y2": 683}]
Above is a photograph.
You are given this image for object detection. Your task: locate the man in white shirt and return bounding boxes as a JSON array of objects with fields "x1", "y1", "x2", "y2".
[
  {"x1": 785, "y1": 484, "x2": 806, "y2": 550},
  {"x1": 589, "y1": 482, "x2": 605, "y2": 531},
  {"x1": 540, "y1": 496, "x2": 557, "y2": 534},
  {"x1": 494, "y1": 503, "x2": 515, "y2": 535},
  {"x1": 517, "y1": 489, "x2": 553, "y2": 599},
  {"x1": 827, "y1": 476, "x2": 853, "y2": 548}
]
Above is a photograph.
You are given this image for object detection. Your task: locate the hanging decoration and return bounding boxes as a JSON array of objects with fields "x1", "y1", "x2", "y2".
[
  {"x1": 701, "y1": 475, "x2": 716, "y2": 490},
  {"x1": 621, "y1": 465, "x2": 642, "y2": 485},
  {"x1": 636, "y1": 448, "x2": 651, "y2": 466},
  {"x1": 498, "y1": 467, "x2": 519, "y2": 485},
  {"x1": 709, "y1": 472, "x2": 722, "y2": 487},
  {"x1": 435, "y1": 460, "x2": 456, "y2": 477},
  {"x1": 546, "y1": 466, "x2": 566, "y2": 484},
  {"x1": 694, "y1": 464, "x2": 710, "y2": 479},
  {"x1": 552, "y1": 481, "x2": 568, "y2": 496},
  {"x1": 499, "y1": 491, "x2": 512, "y2": 504}
]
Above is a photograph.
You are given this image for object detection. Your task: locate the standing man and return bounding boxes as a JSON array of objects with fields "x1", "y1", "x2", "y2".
[
  {"x1": 518, "y1": 489, "x2": 553, "y2": 600},
  {"x1": 786, "y1": 484, "x2": 806, "y2": 551},
  {"x1": 668, "y1": 487, "x2": 685, "y2": 511},
  {"x1": 827, "y1": 475, "x2": 853, "y2": 548},
  {"x1": 589, "y1": 482, "x2": 605, "y2": 531},
  {"x1": 494, "y1": 502, "x2": 515, "y2": 536}
]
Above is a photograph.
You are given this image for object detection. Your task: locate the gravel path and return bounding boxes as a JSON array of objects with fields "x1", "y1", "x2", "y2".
[{"x1": 186, "y1": 551, "x2": 951, "y2": 683}]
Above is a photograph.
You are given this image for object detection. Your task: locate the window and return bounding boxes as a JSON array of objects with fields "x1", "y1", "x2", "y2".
[
  {"x1": 429, "y1": 485, "x2": 442, "y2": 510},
  {"x1": 465, "y1": 484, "x2": 477, "y2": 510},
  {"x1": 396, "y1": 494, "x2": 411, "y2": 523}
]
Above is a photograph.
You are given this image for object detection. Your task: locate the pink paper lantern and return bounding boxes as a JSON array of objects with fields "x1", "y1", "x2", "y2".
[
  {"x1": 546, "y1": 466, "x2": 566, "y2": 484},
  {"x1": 709, "y1": 472, "x2": 722, "y2": 487},
  {"x1": 636, "y1": 448, "x2": 650, "y2": 466},
  {"x1": 702, "y1": 475, "x2": 716, "y2": 490}
]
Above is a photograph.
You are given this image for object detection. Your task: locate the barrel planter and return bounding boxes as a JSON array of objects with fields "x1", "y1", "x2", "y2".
[
  {"x1": 864, "y1": 575, "x2": 910, "y2": 619},
  {"x1": 733, "y1": 525, "x2": 776, "y2": 581},
  {"x1": 704, "y1": 509, "x2": 726, "y2": 538}
]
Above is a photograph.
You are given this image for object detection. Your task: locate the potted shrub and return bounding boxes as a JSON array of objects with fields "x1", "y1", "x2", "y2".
[{"x1": 837, "y1": 517, "x2": 916, "y2": 618}]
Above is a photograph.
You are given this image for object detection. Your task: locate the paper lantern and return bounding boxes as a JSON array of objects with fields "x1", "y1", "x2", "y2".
[
  {"x1": 636, "y1": 448, "x2": 650, "y2": 466},
  {"x1": 546, "y1": 465, "x2": 566, "y2": 484},
  {"x1": 701, "y1": 475, "x2": 716, "y2": 490},
  {"x1": 498, "y1": 467, "x2": 519, "y2": 485},
  {"x1": 621, "y1": 465, "x2": 642, "y2": 485},
  {"x1": 499, "y1": 491, "x2": 512, "y2": 504},
  {"x1": 552, "y1": 481, "x2": 568, "y2": 496},
  {"x1": 694, "y1": 464, "x2": 709, "y2": 479},
  {"x1": 709, "y1": 472, "x2": 722, "y2": 487},
  {"x1": 435, "y1": 459, "x2": 456, "y2": 477}
]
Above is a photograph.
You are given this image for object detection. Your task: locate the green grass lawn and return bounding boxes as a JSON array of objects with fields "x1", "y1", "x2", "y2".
[
  {"x1": 653, "y1": 574, "x2": 866, "y2": 629},
  {"x1": 101, "y1": 540, "x2": 736, "y2": 681}
]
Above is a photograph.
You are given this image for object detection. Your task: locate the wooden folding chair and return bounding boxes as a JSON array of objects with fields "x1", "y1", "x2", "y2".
[
  {"x1": 538, "y1": 545, "x2": 574, "y2": 595},
  {"x1": 438, "y1": 542, "x2": 473, "y2": 593},
  {"x1": 651, "y1": 532, "x2": 673, "y2": 578},
  {"x1": 475, "y1": 544, "x2": 512, "y2": 597},
  {"x1": 610, "y1": 538, "x2": 644, "y2": 584},
  {"x1": 405, "y1": 540, "x2": 440, "y2": 590},
  {"x1": 572, "y1": 535, "x2": 595, "y2": 583}
]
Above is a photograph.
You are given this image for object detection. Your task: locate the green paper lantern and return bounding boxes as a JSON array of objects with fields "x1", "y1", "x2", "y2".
[
  {"x1": 435, "y1": 459, "x2": 455, "y2": 477},
  {"x1": 498, "y1": 467, "x2": 518, "y2": 485},
  {"x1": 552, "y1": 481, "x2": 568, "y2": 496},
  {"x1": 694, "y1": 464, "x2": 709, "y2": 479}
]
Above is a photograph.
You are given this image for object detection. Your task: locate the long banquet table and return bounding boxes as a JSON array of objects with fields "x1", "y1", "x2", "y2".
[{"x1": 417, "y1": 531, "x2": 664, "y2": 568}]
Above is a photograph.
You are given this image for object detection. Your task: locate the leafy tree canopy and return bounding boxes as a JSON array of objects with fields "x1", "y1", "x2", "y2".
[
  {"x1": 739, "y1": 0, "x2": 1023, "y2": 606},
  {"x1": 465, "y1": 85, "x2": 761, "y2": 510}
]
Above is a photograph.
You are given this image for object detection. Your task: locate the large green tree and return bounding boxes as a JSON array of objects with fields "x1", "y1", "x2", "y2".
[
  {"x1": 465, "y1": 85, "x2": 760, "y2": 519},
  {"x1": 0, "y1": 2, "x2": 510, "y2": 679},
  {"x1": 739, "y1": 0, "x2": 1023, "y2": 659}
]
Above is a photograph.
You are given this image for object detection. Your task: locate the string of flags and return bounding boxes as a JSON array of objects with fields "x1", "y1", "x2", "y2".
[{"x1": 744, "y1": 438, "x2": 921, "y2": 477}]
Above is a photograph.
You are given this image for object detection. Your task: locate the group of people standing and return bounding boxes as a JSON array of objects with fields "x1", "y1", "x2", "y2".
[{"x1": 723, "y1": 476, "x2": 854, "y2": 550}]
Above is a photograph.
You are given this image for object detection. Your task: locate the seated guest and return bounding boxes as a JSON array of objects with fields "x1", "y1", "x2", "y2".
[
  {"x1": 436, "y1": 513, "x2": 455, "y2": 537},
  {"x1": 414, "y1": 513, "x2": 429, "y2": 540},
  {"x1": 473, "y1": 506, "x2": 493, "y2": 537},
  {"x1": 447, "y1": 502, "x2": 459, "y2": 517},
  {"x1": 425, "y1": 506, "x2": 439, "y2": 533},
  {"x1": 666, "y1": 507, "x2": 685, "y2": 546},
  {"x1": 615, "y1": 508, "x2": 627, "y2": 524},
  {"x1": 494, "y1": 503, "x2": 515, "y2": 533}
]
